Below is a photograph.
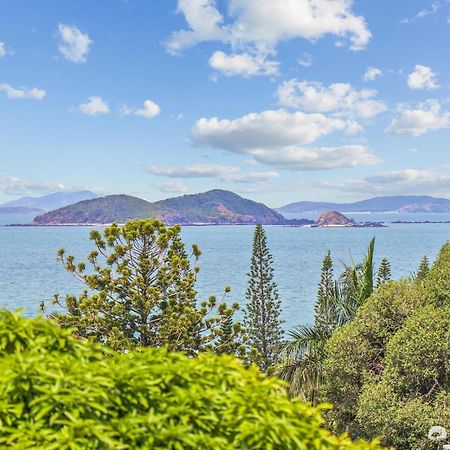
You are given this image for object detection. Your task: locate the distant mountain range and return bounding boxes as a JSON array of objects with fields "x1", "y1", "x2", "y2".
[
  {"x1": 0, "y1": 190, "x2": 98, "y2": 213},
  {"x1": 33, "y1": 190, "x2": 286, "y2": 225},
  {"x1": 277, "y1": 196, "x2": 450, "y2": 214}
]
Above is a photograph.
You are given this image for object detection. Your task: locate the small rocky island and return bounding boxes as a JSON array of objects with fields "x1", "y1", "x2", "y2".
[{"x1": 313, "y1": 211, "x2": 385, "y2": 228}]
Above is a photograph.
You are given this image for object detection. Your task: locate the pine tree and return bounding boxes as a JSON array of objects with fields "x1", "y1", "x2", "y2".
[
  {"x1": 244, "y1": 224, "x2": 283, "y2": 372},
  {"x1": 416, "y1": 255, "x2": 430, "y2": 280},
  {"x1": 376, "y1": 258, "x2": 391, "y2": 287},
  {"x1": 315, "y1": 251, "x2": 336, "y2": 331}
]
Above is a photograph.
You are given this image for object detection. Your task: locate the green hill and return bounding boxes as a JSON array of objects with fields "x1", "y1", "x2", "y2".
[{"x1": 33, "y1": 190, "x2": 286, "y2": 225}]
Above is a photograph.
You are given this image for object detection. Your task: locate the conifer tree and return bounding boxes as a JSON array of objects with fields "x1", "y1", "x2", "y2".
[
  {"x1": 315, "y1": 251, "x2": 336, "y2": 331},
  {"x1": 244, "y1": 224, "x2": 283, "y2": 372},
  {"x1": 416, "y1": 255, "x2": 430, "y2": 280},
  {"x1": 376, "y1": 257, "x2": 391, "y2": 287}
]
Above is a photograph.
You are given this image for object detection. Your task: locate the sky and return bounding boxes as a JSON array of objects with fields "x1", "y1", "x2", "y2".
[{"x1": 1, "y1": 0, "x2": 450, "y2": 207}]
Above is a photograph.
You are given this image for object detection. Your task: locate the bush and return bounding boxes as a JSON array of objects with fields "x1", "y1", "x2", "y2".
[
  {"x1": 322, "y1": 243, "x2": 450, "y2": 450},
  {"x1": 0, "y1": 310, "x2": 382, "y2": 449}
]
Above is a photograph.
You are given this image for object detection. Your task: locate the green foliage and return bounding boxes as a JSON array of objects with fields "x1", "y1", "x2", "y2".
[
  {"x1": 416, "y1": 256, "x2": 430, "y2": 281},
  {"x1": 244, "y1": 224, "x2": 283, "y2": 371},
  {"x1": 276, "y1": 239, "x2": 377, "y2": 402},
  {"x1": 376, "y1": 258, "x2": 391, "y2": 288},
  {"x1": 0, "y1": 310, "x2": 383, "y2": 449},
  {"x1": 48, "y1": 219, "x2": 241, "y2": 355},
  {"x1": 322, "y1": 243, "x2": 450, "y2": 450}
]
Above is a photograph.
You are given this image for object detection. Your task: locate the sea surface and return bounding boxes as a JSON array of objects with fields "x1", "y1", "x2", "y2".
[{"x1": 0, "y1": 212, "x2": 449, "y2": 331}]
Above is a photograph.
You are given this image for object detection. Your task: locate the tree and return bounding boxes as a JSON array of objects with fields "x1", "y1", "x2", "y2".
[
  {"x1": 322, "y1": 243, "x2": 450, "y2": 450},
  {"x1": 376, "y1": 257, "x2": 391, "y2": 287},
  {"x1": 0, "y1": 310, "x2": 383, "y2": 450},
  {"x1": 244, "y1": 224, "x2": 283, "y2": 372},
  {"x1": 276, "y1": 238, "x2": 377, "y2": 402},
  {"x1": 48, "y1": 219, "x2": 241, "y2": 355},
  {"x1": 416, "y1": 255, "x2": 430, "y2": 280},
  {"x1": 315, "y1": 251, "x2": 337, "y2": 332}
]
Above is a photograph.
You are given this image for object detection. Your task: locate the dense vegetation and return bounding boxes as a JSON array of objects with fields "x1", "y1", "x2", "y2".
[
  {"x1": 34, "y1": 189, "x2": 286, "y2": 225},
  {"x1": 0, "y1": 310, "x2": 383, "y2": 449},
  {"x1": 20, "y1": 218, "x2": 450, "y2": 448},
  {"x1": 322, "y1": 243, "x2": 450, "y2": 450}
]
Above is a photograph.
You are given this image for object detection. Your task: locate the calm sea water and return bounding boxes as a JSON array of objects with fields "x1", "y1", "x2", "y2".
[{"x1": 0, "y1": 212, "x2": 449, "y2": 330}]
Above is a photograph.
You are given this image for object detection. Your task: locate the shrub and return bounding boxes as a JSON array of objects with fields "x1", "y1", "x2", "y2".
[
  {"x1": 0, "y1": 310, "x2": 382, "y2": 449},
  {"x1": 322, "y1": 243, "x2": 450, "y2": 450}
]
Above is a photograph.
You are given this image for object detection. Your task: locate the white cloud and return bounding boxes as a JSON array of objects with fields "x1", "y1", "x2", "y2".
[
  {"x1": 121, "y1": 99, "x2": 161, "y2": 119},
  {"x1": 314, "y1": 166, "x2": 450, "y2": 196},
  {"x1": 0, "y1": 42, "x2": 6, "y2": 58},
  {"x1": 385, "y1": 100, "x2": 450, "y2": 136},
  {"x1": 0, "y1": 176, "x2": 65, "y2": 196},
  {"x1": 192, "y1": 110, "x2": 378, "y2": 171},
  {"x1": 209, "y1": 51, "x2": 279, "y2": 77},
  {"x1": 76, "y1": 96, "x2": 109, "y2": 116},
  {"x1": 401, "y1": 2, "x2": 441, "y2": 24},
  {"x1": 277, "y1": 80, "x2": 386, "y2": 119},
  {"x1": 407, "y1": 65, "x2": 439, "y2": 90},
  {"x1": 167, "y1": 0, "x2": 371, "y2": 76},
  {"x1": 363, "y1": 67, "x2": 382, "y2": 82},
  {"x1": 57, "y1": 24, "x2": 92, "y2": 63},
  {"x1": 168, "y1": 0, "x2": 371, "y2": 53},
  {"x1": 193, "y1": 109, "x2": 360, "y2": 150},
  {"x1": 147, "y1": 163, "x2": 279, "y2": 183},
  {"x1": 248, "y1": 145, "x2": 379, "y2": 170},
  {"x1": 0, "y1": 83, "x2": 46, "y2": 100},
  {"x1": 155, "y1": 181, "x2": 189, "y2": 194},
  {"x1": 298, "y1": 52, "x2": 313, "y2": 67}
]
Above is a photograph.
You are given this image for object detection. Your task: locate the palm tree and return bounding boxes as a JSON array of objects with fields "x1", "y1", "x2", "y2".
[{"x1": 275, "y1": 238, "x2": 376, "y2": 402}]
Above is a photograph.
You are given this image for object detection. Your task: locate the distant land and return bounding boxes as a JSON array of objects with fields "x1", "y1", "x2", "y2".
[
  {"x1": 33, "y1": 190, "x2": 288, "y2": 225},
  {"x1": 277, "y1": 195, "x2": 450, "y2": 214},
  {"x1": 0, "y1": 190, "x2": 98, "y2": 212},
  {"x1": 313, "y1": 211, "x2": 384, "y2": 228}
]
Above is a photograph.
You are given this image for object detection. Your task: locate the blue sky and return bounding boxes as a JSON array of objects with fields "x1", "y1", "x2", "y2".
[{"x1": 1, "y1": 0, "x2": 450, "y2": 207}]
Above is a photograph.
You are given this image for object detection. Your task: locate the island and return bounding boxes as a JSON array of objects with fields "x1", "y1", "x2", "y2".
[{"x1": 313, "y1": 211, "x2": 385, "y2": 228}]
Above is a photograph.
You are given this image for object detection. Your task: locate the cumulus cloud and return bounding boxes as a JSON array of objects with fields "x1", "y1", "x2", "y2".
[
  {"x1": 209, "y1": 51, "x2": 279, "y2": 77},
  {"x1": 166, "y1": 0, "x2": 371, "y2": 77},
  {"x1": 0, "y1": 42, "x2": 6, "y2": 58},
  {"x1": 193, "y1": 109, "x2": 360, "y2": 150},
  {"x1": 121, "y1": 100, "x2": 161, "y2": 119},
  {"x1": 192, "y1": 110, "x2": 378, "y2": 171},
  {"x1": 248, "y1": 145, "x2": 379, "y2": 171},
  {"x1": 168, "y1": 0, "x2": 371, "y2": 54},
  {"x1": 363, "y1": 67, "x2": 382, "y2": 81},
  {"x1": 76, "y1": 96, "x2": 109, "y2": 116},
  {"x1": 57, "y1": 24, "x2": 92, "y2": 63},
  {"x1": 385, "y1": 100, "x2": 450, "y2": 136},
  {"x1": 0, "y1": 83, "x2": 46, "y2": 100},
  {"x1": 147, "y1": 163, "x2": 279, "y2": 183},
  {"x1": 0, "y1": 177, "x2": 65, "y2": 196},
  {"x1": 407, "y1": 65, "x2": 439, "y2": 90},
  {"x1": 276, "y1": 80, "x2": 386, "y2": 119}
]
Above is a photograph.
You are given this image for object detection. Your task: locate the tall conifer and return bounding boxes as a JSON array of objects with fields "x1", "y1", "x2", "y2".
[
  {"x1": 244, "y1": 224, "x2": 283, "y2": 372},
  {"x1": 376, "y1": 258, "x2": 391, "y2": 287}
]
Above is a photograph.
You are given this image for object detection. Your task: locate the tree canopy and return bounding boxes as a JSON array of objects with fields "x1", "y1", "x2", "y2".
[
  {"x1": 322, "y1": 243, "x2": 450, "y2": 450},
  {"x1": 0, "y1": 310, "x2": 383, "y2": 450},
  {"x1": 49, "y1": 219, "x2": 241, "y2": 355}
]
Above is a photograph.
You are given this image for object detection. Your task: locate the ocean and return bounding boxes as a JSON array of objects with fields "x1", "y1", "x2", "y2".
[{"x1": 0, "y1": 212, "x2": 449, "y2": 331}]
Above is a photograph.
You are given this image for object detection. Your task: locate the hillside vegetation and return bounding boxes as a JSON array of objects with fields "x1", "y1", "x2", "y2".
[{"x1": 33, "y1": 189, "x2": 285, "y2": 225}]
